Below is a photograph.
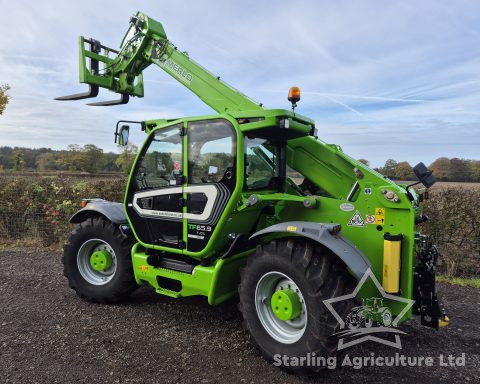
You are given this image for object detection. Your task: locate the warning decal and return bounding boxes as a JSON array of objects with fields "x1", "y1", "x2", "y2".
[
  {"x1": 365, "y1": 214, "x2": 375, "y2": 224},
  {"x1": 348, "y1": 210, "x2": 366, "y2": 227},
  {"x1": 375, "y1": 208, "x2": 386, "y2": 225}
]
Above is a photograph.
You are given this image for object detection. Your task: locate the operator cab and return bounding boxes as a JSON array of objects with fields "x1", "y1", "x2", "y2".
[
  {"x1": 121, "y1": 108, "x2": 315, "y2": 258},
  {"x1": 124, "y1": 118, "x2": 237, "y2": 254}
]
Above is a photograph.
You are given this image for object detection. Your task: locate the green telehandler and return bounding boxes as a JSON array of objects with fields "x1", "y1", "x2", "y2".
[{"x1": 57, "y1": 12, "x2": 448, "y2": 373}]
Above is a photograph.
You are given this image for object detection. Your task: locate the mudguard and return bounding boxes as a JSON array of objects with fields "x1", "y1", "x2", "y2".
[
  {"x1": 250, "y1": 221, "x2": 371, "y2": 280},
  {"x1": 69, "y1": 199, "x2": 127, "y2": 224}
]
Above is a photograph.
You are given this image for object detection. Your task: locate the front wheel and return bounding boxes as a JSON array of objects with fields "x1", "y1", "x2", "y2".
[
  {"x1": 239, "y1": 238, "x2": 356, "y2": 374},
  {"x1": 63, "y1": 216, "x2": 137, "y2": 303}
]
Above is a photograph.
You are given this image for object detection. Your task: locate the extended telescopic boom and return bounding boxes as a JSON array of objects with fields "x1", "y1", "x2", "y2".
[{"x1": 56, "y1": 12, "x2": 264, "y2": 113}]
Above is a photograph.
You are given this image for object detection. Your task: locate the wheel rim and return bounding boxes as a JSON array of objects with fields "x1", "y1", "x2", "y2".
[
  {"x1": 255, "y1": 271, "x2": 307, "y2": 344},
  {"x1": 77, "y1": 239, "x2": 117, "y2": 285}
]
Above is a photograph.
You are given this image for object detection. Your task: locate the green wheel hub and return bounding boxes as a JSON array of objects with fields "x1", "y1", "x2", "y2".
[
  {"x1": 89, "y1": 250, "x2": 113, "y2": 272},
  {"x1": 270, "y1": 289, "x2": 302, "y2": 321}
]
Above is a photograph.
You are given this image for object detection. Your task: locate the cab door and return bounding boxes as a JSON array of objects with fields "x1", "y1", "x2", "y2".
[
  {"x1": 185, "y1": 119, "x2": 236, "y2": 253},
  {"x1": 126, "y1": 123, "x2": 185, "y2": 249}
]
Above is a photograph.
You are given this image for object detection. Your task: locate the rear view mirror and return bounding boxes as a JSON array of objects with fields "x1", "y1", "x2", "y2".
[
  {"x1": 118, "y1": 125, "x2": 130, "y2": 146},
  {"x1": 413, "y1": 162, "x2": 436, "y2": 188}
]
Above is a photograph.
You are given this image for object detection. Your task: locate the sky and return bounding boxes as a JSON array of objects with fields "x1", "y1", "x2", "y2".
[{"x1": 0, "y1": 0, "x2": 479, "y2": 167}]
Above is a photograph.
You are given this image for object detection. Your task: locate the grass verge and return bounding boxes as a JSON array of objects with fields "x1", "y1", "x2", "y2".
[{"x1": 437, "y1": 275, "x2": 480, "y2": 289}]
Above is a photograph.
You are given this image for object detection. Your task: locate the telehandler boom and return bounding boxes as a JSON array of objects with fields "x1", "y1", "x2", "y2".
[{"x1": 58, "y1": 12, "x2": 448, "y2": 373}]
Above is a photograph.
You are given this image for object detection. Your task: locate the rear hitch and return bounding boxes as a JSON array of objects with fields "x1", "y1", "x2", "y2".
[{"x1": 413, "y1": 235, "x2": 449, "y2": 329}]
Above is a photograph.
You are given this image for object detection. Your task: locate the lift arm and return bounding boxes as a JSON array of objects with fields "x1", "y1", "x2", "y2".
[{"x1": 56, "y1": 12, "x2": 263, "y2": 113}]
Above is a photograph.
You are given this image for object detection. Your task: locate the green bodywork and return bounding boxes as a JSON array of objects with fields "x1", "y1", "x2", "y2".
[{"x1": 69, "y1": 12, "x2": 426, "y2": 322}]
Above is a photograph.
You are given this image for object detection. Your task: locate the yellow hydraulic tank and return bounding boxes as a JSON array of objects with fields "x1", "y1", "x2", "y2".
[{"x1": 383, "y1": 233, "x2": 402, "y2": 293}]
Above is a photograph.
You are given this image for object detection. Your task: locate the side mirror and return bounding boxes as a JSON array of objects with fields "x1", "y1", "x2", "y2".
[
  {"x1": 118, "y1": 125, "x2": 130, "y2": 146},
  {"x1": 413, "y1": 162, "x2": 436, "y2": 188}
]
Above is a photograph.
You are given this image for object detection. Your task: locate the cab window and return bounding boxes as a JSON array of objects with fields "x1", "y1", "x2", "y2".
[
  {"x1": 188, "y1": 120, "x2": 235, "y2": 184},
  {"x1": 135, "y1": 125, "x2": 183, "y2": 190},
  {"x1": 245, "y1": 138, "x2": 279, "y2": 190}
]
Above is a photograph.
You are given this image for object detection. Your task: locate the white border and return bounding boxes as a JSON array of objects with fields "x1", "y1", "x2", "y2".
[{"x1": 132, "y1": 185, "x2": 218, "y2": 221}]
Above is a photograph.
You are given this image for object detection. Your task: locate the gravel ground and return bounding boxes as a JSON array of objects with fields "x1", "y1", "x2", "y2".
[{"x1": 0, "y1": 249, "x2": 479, "y2": 383}]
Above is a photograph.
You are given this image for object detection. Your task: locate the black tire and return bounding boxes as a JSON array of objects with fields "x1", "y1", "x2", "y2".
[
  {"x1": 238, "y1": 238, "x2": 356, "y2": 374},
  {"x1": 63, "y1": 216, "x2": 137, "y2": 303}
]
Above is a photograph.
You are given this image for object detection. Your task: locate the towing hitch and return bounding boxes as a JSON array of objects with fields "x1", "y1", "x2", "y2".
[{"x1": 413, "y1": 235, "x2": 449, "y2": 329}]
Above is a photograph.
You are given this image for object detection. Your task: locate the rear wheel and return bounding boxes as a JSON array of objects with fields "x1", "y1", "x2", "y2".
[
  {"x1": 239, "y1": 238, "x2": 356, "y2": 374},
  {"x1": 63, "y1": 216, "x2": 137, "y2": 303}
]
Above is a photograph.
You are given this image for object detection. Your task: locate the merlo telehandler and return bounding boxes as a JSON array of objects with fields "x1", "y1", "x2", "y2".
[{"x1": 57, "y1": 12, "x2": 448, "y2": 373}]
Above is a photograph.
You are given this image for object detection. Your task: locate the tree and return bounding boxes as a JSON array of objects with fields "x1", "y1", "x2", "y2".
[
  {"x1": 449, "y1": 158, "x2": 469, "y2": 182},
  {"x1": 81, "y1": 144, "x2": 104, "y2": 173},
  {"x1": 0, "y1": 84, "x2": 10, "y2": 115},
  {"x1": 468, "y1": 160, "x2": 480, "y2": 182},
  {"x1": 0, "y1": 146, "x2": 13, "y2": 169},
  {"x1": 358, "y1": 158, "x2": 370, "y2": 166},
  {"x1": 12, "y1": 150, "x2": 25, "y2": 171},
  {"x1": 115, "y1": 144, "x2": 138, "y2": 173},
  {"x1": 57, "y1": 144, "x2": 83, "y2": 171},
  {"x1": 378, "y1": 159, "x2": 398, "y2": 178},
  {"x1": 429, "y1": 157, "x2": 451, "y2": 180},
  {"x1": 395, "y1": 161, "x2": 415, "y2": 181},
  {"x1": 56, "y1": 144, "x2": 104, "y2": 173},
  {"x1": 103, "y1": 152, "x2": 119, "y2": 172},
  {"x1": 36, "y1": 152, "x2": 61, "y2": 170}
]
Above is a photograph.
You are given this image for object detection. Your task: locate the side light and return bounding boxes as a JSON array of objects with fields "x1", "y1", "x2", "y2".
[{"x1": 81, "y1": 199, "x2": 88, "y2": 208}]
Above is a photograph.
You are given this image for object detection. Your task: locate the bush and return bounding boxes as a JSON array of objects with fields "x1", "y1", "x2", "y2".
[
  {"x1": 421, "y1": 186, "x2": 480, "y2": 278},
  {"x1": 0, "y1": 176, "x2": 478, "y2": 278},
  {"x1": 0, "y1": 175, "x2": 126, "y2": 246}
]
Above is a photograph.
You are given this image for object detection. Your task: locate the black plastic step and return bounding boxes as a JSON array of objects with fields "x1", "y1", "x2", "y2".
[{"x1": 147, "y1": 255, "x2": 195, "y2": 274}]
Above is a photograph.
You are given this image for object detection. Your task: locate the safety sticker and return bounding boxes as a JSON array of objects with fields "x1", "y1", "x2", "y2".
[
  {"x1": 138, "y1": 265, "x2": 150, "y2": 272},
  {"x1": 348, "y1": 211, "x2": 366, "y2": 227},
  {"x1": 365, "y1": 214, "x2": 375, "y2": 224},
  {"x1": 340, "y1": 203, "x2": 355, "y2": 212},
  {"x1": 375, "y1": 208, "x2": 386, "y2": 225},
  {"x1": 287, "y1": 225, "x2": 297, "y2": 232}
]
